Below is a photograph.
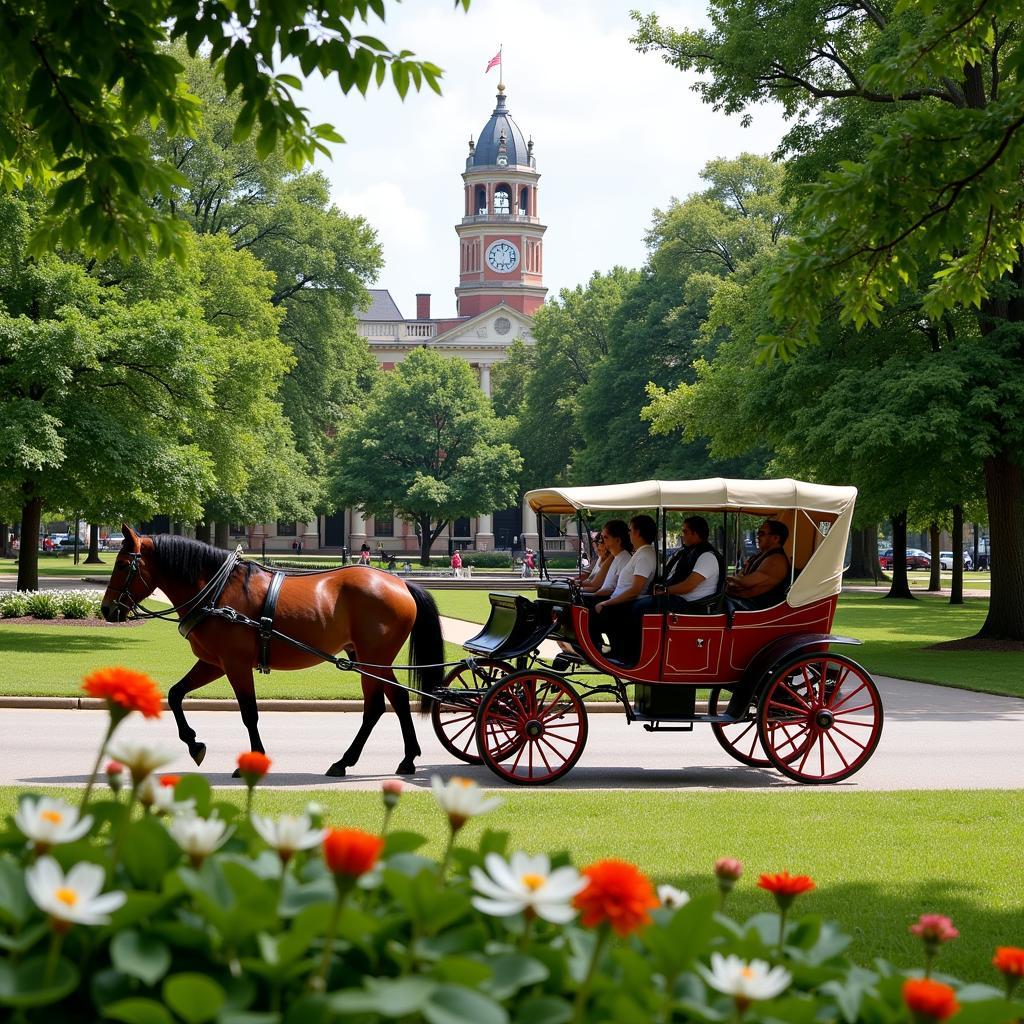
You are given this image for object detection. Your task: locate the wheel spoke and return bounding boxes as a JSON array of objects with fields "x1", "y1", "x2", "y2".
[
  {"x1": 829, "y1": 680, "x2": 868, "y2": 713},
  {"x1": 770, "y1": 724, "x2": 810, "y2": 757},
  {"x1": 823, "y1": 729, "x2": 851, "y2": 770},
  {"x1": 777, "y1": 681, "x2": 813, "y2": 712},
  {"x1": 829, "y1": 724, "x2": 870, "y2": 750}
]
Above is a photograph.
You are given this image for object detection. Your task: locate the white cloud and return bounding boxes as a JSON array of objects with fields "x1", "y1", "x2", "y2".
[{"x1": 300, "y1": 0, "x2": 789, "y2": 317}]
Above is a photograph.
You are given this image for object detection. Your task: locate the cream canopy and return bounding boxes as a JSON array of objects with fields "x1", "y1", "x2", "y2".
[
  {"x1": 525, "y1": 478, "x2": 858, "y2": 608},
  {"x1": 525, "y1": 478, "x2": 857, "y2": 516}
]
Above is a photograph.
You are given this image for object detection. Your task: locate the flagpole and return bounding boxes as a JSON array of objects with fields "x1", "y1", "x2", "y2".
[{"x1": 499, "y1": 44, "x2": 503, "y2": 89}]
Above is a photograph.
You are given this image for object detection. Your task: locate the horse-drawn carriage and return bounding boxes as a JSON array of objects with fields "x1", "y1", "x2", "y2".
[{"x1": 431, "y1": 478, "x2": 883, "y2": 786}]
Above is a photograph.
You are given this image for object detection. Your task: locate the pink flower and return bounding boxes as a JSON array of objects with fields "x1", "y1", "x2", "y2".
[
  {"x1": 715, "y1": 857, "x2": 743, "y2": 882},
  {"x1": 382, "y1": 779, "x2": 403, "y2": 809},
  {"x1": 910, "y1": 914, "x2": 959, "y2": 945}
]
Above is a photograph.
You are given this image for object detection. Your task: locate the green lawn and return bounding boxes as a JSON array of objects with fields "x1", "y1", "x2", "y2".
[
  {"x1": 0, "y1": 554, "x2": 118, "y2": 577},
  {"x1": 0, "y1": 785, "x2": 1018, "y2": 983}
]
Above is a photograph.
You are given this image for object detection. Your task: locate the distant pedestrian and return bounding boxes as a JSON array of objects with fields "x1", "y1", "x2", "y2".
[
  {"x1": 451, "y1": 550, "x2": 463, "y2": 578},
  {"x1": 297, "y1": 540, "x2": 302, "y2": 555},
  {"x1": 522, "y1": 548, "x2": 535, "y2": 578}
]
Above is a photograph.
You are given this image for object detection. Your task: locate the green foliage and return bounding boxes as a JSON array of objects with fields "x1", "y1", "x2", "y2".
[
  {"x1": 23, "y1": 592, "x2": 60, "y2": 619},
  {"x1": 330, "y1": 349, "x2": 523, "y2": 561},
  {"x1": 0, "y1": 1, "x2": 466, "y2": 257},
  {"x1": 0, "y1": 592, "x2": 29, "y2": 618},
  {"x1": 56, "y1": 591, "x2": 97, "y2": 619}
]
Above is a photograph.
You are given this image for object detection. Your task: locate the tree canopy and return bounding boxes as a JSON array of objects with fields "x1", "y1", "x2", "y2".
[
  {"x1": 330, "y1": 349, "x2": 522, "y2": 563},
  {"x1": 0, "y1": 0, "x2": 465, "y2": 257}
]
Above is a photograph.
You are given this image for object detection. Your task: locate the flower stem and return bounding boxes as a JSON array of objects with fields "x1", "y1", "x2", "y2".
[
  {"x1": 438, "y1": 829, "x2": 456, "y2": 878},
  {"x1": 777, "y1": 909, "x2": 788, "y2": 953},
  {"x1": 519, "y1": 911, "x2": 535, "y2": 952},
  {"x1": 382, "y1": 805, "x2": 394, "y2": 835},
  {"x1": 572, "y1": 926, "x2": 609, "y2": 1024},
  {"x1": 311, "y1": 888, "x2": 348, "y2": 991},
  {"x1": 44, "y1": 928, "x2": 64, "y2": 986},
  {"x1": 79, "y1": 718, "x2": 117, "y2": 811},
  {"x1": 245, "y1": 785, "x2": 254, "y2": 820}
]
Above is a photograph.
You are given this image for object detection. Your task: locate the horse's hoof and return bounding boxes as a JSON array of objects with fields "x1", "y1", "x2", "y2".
[
  {"x1": 325, "y1": 761, "x2": 347, "y2": 777},
  {"x1": 190, "y1": 743, "x2": 206, "y2": 766},
  {"x1": 231, "y1": 767, "x2": 241, "y2": 779},
  {"x1": 396, "y1": 760, "x2": 416, "y2": 775}
]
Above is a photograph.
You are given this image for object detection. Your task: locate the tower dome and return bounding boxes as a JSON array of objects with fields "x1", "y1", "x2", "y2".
[{"x1": 469, "y1": 87, "x2": 534, "y2": 168}]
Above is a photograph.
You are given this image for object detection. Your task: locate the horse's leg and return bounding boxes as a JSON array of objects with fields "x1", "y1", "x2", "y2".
[
  {"x1": 224, "y1": 665, "x2": 266, "y2": 776},
  {"x1": 168, "y1": 660, "x2": 225, "y2": 766},
  {"x1": 384, "y1": 682, "x2": 421, "y2": 775},
  {"x1": 326, "y1": 676, "x2": 385, "y2": 777}
]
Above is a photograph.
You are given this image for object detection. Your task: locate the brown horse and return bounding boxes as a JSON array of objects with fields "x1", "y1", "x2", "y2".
[{"x1": 100, "y1": 526, "x2": 445, "y2": 776}]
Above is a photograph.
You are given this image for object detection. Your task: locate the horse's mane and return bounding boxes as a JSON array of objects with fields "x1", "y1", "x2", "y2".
[{"x1": 150, "y1": 535, "x2": 232, "y2": 585}]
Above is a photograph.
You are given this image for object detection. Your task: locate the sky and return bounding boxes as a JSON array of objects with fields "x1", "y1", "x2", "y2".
[{"x1": 300, "y1": 0, "x2": 789, "y2": 320}]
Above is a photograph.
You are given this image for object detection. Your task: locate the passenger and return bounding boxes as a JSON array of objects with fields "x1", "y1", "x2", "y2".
[
  {"x1": 594, "y1": 514, "x2": 658, "y2": 661},
  {"x1": 726, "y1": 519, "x2": 791, "y2": 610},
  {"x1": 645, "y1": 515, "x2": 721, "y2": 612},
  {"x1": 576, "y1": 531, "x2": 610, "y2": 584},
  {"x1": 581, "y1": 520, "x2": 632, "y2": 597}
]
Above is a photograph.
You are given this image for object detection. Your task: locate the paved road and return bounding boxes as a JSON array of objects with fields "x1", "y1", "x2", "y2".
[{"x1": 2, "y1": 676, "x2": 1021, "y2": 792}]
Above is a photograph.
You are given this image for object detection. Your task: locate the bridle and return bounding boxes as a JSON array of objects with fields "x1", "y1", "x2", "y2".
[{"x1": 108, "y1": 545, "x2": 241, "y2": 624}]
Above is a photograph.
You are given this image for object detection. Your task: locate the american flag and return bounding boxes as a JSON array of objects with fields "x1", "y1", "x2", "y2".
[{"x1": 486, "y1": 49, "x2": 501, "y2": 73}]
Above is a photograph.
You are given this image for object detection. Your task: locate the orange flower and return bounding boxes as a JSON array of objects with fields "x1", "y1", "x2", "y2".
[
  {"x1": 994, "y1": 947, "x2": 1024, "y2": 978},
  {"x1": 159, "y1": 775, "x2": 181, "y2": 788},
  {"x1": 758, "y1": 871, "x2": 815, "y2": 911},
  {"x1": 574, "y1": 859, "x2": 659, "y2": 936},
  {"x1": 323, "y1": 828, "x2": 384, "y2": 878},
  {"x1": 236, "y1": 752, "x2": 272, "y2": 785},
  {"x1": 83, "y1": 667, "x2": 162, "y2": 719},
  {"x1": 902, "y1": 978, "x2": 959, "y2": 1021}
]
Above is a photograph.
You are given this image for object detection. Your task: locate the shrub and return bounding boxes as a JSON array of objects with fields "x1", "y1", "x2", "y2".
[
  {"x1": 461, "y1": 552, "x2": 512, "y2": 568},
  {"x1": 0, "y1": 592, "x2": 29, "y2": 617},
  {"x1": 60, "y1": 591, "x2": 100, "y2": 619},
  {"x1": 25, "y1": 591, "x2": 61, "y2": 619}
]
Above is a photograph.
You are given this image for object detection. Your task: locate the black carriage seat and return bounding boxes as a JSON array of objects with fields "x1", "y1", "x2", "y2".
[
  {"x1": 463, "y1": 591, "x2": 561, "y2": 659},
  {"x1": 656, "y1": 542, "x2": 728, "y2": 615},
  {"x1": 724, "y1": 562, "x2": 800, "y2": 615}
]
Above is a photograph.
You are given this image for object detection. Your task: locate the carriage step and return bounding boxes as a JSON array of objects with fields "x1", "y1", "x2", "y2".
[
  {"x1": 643, "y1": 721, "x2": 694, "y2": 732},
  {"x1": 630, "y1": 711, "x2": 740, "y2": 726}
]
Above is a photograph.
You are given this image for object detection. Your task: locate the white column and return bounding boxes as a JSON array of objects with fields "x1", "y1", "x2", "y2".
[
  {"x1": 475, "y1": 513, "x2": 494, "y2": 551},
  {"x1": 349, "y1": 508, "x2": 367, "y2": 554},
  {"x1": 521, "y1": 494, "x2": 539, "y2": 553},
  {"x1": 479, "y1": 363, "x2": 492, "y2": 397},
  {"x1": 301, "y1": 519, "x2": 319, "y2": 552}
]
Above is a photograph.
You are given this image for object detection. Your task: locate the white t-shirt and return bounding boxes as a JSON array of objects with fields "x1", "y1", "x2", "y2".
[
  {"x1": 598, "y1": 550, "x2": 631, "y2": 595},
  {"x1": 611, "y1": 544, "x2": 657, "y2": 600},
  {"x1": 684, "y1": 551, "x2": 720, "y2": 602}
]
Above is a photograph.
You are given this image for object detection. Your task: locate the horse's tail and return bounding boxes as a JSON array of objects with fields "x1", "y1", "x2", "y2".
[{"x1": 406, "y1": 582, "x2": 445, "y2": 712}]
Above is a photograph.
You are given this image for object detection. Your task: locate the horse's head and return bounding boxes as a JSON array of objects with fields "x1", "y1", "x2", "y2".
[{"x1": 101, "y1": 524, "x2": 157, "y2": 622}]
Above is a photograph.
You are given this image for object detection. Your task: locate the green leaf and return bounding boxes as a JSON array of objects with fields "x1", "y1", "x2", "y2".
[
  {"x1": 103, "y1": 997, "x2": 176, "y2": 1024},
  {"x1": 329, "y1": 977, "x2": 436, "y2": 1016},
  {"x1": 174, "y1": 775, "x2": 211, "y2": 817},
  {"x1": 0, "y1": 954, "x2": 79, "y2": 1008},
  {"x1": 0, "y1": 854, "x2": 32, "y2": 927},
  {"x1": 121, "y1": 817, "x2": 182, "y2": 888},
  {"x1": 382, "y1": 830, "x2": 428, "y2": 856},
  {"x1": 486, "y1": 953, "x2": 549, "y2": 1000},
  {"x1": 163, "y1": 973, "x2": 226, "y2": 1024},
  {"x1": 513, "y1": 996, "x2": 571, "y2": 1024},
  {"x1": 424, "y1": 985, "x2": 508, "y2": 1024},
  {"x1": 111, "y1": 929, "x2": 172, "y2": 986}
]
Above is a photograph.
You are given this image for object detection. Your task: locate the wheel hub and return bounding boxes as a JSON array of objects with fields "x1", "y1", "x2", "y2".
[
  {"x1": 525, "y1": 718, "x2": 544, "y2": 739},
  {"x1": 814, "y1": 708, "x2": 835, "y2": 729}
]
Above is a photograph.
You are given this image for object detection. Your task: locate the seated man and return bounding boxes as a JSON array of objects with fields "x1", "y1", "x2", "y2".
[
  {"x1": 594, "y1": 514, "x2": 658, "y2": 661},
  {"x1": 727, "y1": 519, "x2": 791, "y2": 610},
  {"x1": 642, "y1": 515, "x2": 722, "y2": 613}
]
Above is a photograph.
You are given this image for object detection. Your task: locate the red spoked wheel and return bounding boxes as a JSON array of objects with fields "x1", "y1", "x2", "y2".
[
  {"x1": 757, "y1": 653, "x2": 883, "y2": 783},
  {"x1": 476, "y1": 670, "x2": 588, "y2": 785},
  {"x1": 431, "y1": 659, "x2": 515, "y2": 764},
  {"x1": 709, "y1": 687, "x2": 811, "y2": 767}
]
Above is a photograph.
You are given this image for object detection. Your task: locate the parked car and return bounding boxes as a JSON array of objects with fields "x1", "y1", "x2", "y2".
[
  {"x1": 101, "y1": 533, "x2": 125, "y2": 550},
  {"x1": 57, "y1": 537, "x2": 84, "y2": 553},
  {"x1": 939, "y1": 551, "x2": 973, "y2": 570},
  {"x1": 879, "y1": 548, "x2": 931, "y2": 570}
]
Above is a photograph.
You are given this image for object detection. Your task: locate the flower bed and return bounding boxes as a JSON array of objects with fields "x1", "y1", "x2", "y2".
[
  {"x1": 0, "y1": 667, "x2": 1021, "y2": 1021},
  {"x1": 0, "y1": 589, "x2": 103, "y2": 620}
]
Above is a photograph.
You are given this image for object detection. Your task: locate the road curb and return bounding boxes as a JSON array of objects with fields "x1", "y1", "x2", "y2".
[{"x1": 0, "y1": 696, "x2": 629, "y2": 713}]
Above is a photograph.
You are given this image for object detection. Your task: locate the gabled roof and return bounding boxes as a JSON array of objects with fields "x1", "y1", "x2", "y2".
[
  {"x1": 356, "y1": 289, "x2": 404, "y2": 322},
  {"x1": 434, "y1": 302, "x2": 533, "y2": 341}
]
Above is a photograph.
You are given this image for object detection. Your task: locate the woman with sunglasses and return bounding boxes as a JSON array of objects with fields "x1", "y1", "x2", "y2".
[
  {"x1": 581, "y1": 520, "x2": 632, "y2": 597},
  {"x1": 575, "y1": 531, "x2": 610, "y2": 584}
]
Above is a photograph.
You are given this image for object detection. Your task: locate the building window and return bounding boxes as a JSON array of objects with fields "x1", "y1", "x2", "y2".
[
  {"x1": 476, "y1": 185, "x2": 486, "y2": 215},
  {"x1": 454, "y1": 517, "x2": 471, "y2": 538},
  {"x1": 519, "y1": 187, "x2": 529, "y2": 215},
  {"x1": 277, "y1": 521, "x2": 296, "y2": 536},
  {"x1": 494, "y1": 186, "x2": 510, "y2": 215},
  {"x1": 229, "y1": 524, "x2": 245, "y2": 536},
  {"x1": 373, "y1": 514, "x2": 394, "y2": 537}
]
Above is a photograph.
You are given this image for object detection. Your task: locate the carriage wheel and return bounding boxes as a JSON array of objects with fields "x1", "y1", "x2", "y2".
[
  {"x1": 709, "y1": 687, "x2": 810, "y2": 767},
  {"x1": 476, "y1": 670, "x2": 588, "y2": 785},
  {"x1": 757, "y1": 654, "x2": 883, "y2": 784},
  {"x1": 431, "y1": 660, "x2": 515, "y2": 765}
]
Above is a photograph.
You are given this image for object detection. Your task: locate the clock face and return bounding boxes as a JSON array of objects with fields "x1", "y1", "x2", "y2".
[{"x1": 486, "y1": 240, "x2": 520, "y2": 273}]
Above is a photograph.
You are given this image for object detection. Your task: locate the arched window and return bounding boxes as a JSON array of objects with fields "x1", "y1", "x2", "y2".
[
  {"x1": 475, "y1": 185, "x2": 486, "y2": 216},
  {"x1": 494, "y1": 185, "x2": 511, "y2": 216},
  {"x1": 519, "y1": 187, "x2": 529, "y2": 216}
]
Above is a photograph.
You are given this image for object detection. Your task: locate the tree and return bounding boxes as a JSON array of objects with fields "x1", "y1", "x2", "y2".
[
  {"x1": 632, "y1": 1, "x2": 1024, "y2": 640},
  {"x1": 330, "y1": 349, "x2": 522, "y2": 564},
  {"x1": 0, "y1": 0, "x2": 464, "y2": 257}
]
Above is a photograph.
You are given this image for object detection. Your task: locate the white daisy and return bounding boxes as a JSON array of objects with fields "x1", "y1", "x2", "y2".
[
  {"x1": 105, "y1": 738, "x2": 177, "y2": 783},
  {"x1": 471, "y1": 851, "x2": 586, "y2": 923},
  {"x1": 251, "y1": 813, "x2": 326, "y2": 862},
  {"x1": 168, "y1": 814, "x2": 232, "y2": 866},
  {"x1": 431, "y1": 775, "x2": 502, "y2": 831},
  {"x1": 657, "y1": 884, "x2": 690, "y2": 909},
  {"x1": 138, "y1": 776, "x2": 195, "y2": 817},
  {"x1": 26, "y1": 857, "x2": 126, "y2": 928},
  {"x1": 14, "y1": 797, "x2": 92, "y2": 852},
  {"x1": 699, "y1": 953, "x2": 791, "y2": 1005}
]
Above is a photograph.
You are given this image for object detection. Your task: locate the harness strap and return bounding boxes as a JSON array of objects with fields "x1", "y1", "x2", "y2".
[
  {"x1": 257, "y1": 572, "x2": 286, "y2": 675},
  {"x1": 177, "y1": 549, "x2": 241, "y2": 639}
]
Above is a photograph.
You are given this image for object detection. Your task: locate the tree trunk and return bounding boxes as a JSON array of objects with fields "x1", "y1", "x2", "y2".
[
  {"x1": 84, "y1": 523, "x2": 102, "y2": 564},
  {"x1": 926, "y1": 521, "x2": 941, "y2": 591},
  {"x1": 884, "y1": 510, "x2": 914, "y2": 599},
  {"x1": 16, "y1": 495, "x2": 42, "y2": 592},
  {"x1": 950, "y1": 504, "x2": 964, "y2": 606},
  {"x1": 845, "y1": 525, "x2": 874, "y2": 578},
  {"x1": 419, "y1": 515, "x2": 432, "y2": 565},
  {"x1": 214, "y1": 522, "x2": 229, "y2": 550},
  {"x1": 0, "y1": 524, "x2": 8, "y2": 558},
  {"x1": 195, "y1": 521, "x2": 211, "y2": 545},
  {"x1": 975, "y1": 450, "x2": 1024, "y2": 638}
]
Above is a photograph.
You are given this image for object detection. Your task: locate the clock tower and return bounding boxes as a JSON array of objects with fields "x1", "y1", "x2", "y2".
[{"x1": 456, "y1": 84, "x2": 547, "y2": 317}]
